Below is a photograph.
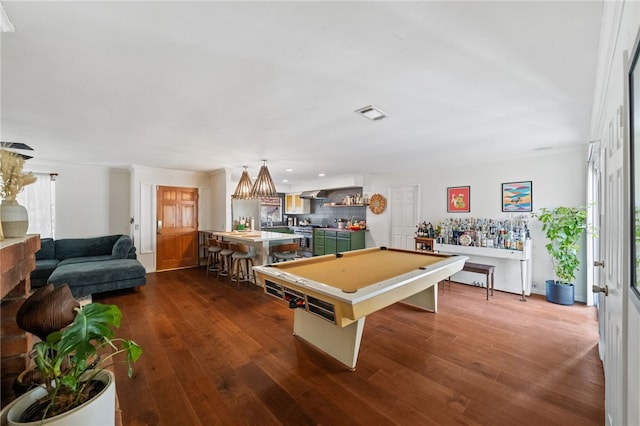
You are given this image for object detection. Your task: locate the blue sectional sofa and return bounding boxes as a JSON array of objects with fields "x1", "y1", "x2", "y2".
[{"x1": 31, "y1": 234, "x2": 147, "y2": 298}]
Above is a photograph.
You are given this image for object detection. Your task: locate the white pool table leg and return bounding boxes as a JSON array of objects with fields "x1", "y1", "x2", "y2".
[
  {"x1": 400, "y1": 282, "x2": 437, "y2": 313},
  {"x1": 293, "y1": 309, "x2": 365, "y2": 371}
]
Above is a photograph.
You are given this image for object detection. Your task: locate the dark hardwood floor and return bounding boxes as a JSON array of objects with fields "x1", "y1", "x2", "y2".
[{"x1": 95, "y1": 268, "x2": 604, "y2": 426}]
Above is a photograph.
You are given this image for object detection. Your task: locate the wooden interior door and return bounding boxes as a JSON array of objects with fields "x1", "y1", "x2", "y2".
[{"x1": 156, "y1": 186, "x2": 199, "y2": 271}]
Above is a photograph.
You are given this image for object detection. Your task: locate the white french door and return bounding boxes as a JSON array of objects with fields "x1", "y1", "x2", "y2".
[{"x1": 601, "y1": 124, "x2": 625, "y2": 426}]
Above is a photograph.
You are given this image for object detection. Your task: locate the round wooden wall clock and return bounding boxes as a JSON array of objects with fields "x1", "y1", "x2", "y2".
[{"x1": 369, "y1": 193, "x2": 386, "y2": 215}]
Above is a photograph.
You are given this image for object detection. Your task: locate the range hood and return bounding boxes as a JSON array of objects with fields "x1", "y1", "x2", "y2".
[{"x1": 299, "y1": 189, "x2": 330, "y2": 199}]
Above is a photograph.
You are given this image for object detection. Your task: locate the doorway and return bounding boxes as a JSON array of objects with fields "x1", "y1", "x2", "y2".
[
  {"x1": 390, "y1": 185, "x2": 419, "y2": 249},
  {"x1": 156, "y1": 186, "x2": 199, "y2": 271}
]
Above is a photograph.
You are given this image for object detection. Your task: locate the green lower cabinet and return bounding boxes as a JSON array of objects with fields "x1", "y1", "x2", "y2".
[
  {"x1": 314, "y1": 230, "x2": 325, "y2": 256},
  {"x1": 348, "y1": 231, "x2": 365, "y2": 251},
  {"x1": 337, "y1": 231, "x2": 365, "y2": 252},
  {"x1": 314, "y1": 229, "x2": 365, "y2": 256},
  {"x1": 324, "y1": 231, "x2": 337, "y2": 254},
  {"x1": 337, "y1": 237, "x2": 351, "y2": 252}
]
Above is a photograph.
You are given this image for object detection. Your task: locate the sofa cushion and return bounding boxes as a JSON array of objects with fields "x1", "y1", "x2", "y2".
[
  {"x1": 32, "y1": 259, "x2": 59, "y2": 280},
  {"x1": 55, "y1": 235, "x2": 122, "y2": 260},
  {"x1": 127, "y1": 246, "x2": 137, "y2": 259},
  {"x1": 112, "y1": 235, "x2": 133, "y2": 259},
  {"x1": 36, "y1": 238, "x2": 55, "y2": 260},
  {"x1": 48, "y1": 259, "x2": 147, "y2": 288},
  {"x1": 58, "y1": 255, "x2": 113, "y2": 266}
]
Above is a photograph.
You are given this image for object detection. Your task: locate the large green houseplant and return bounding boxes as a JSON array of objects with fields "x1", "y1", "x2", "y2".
[
  {"x1": 5, "y1": 302, "x2": 142, "y2": 425},
  {"x1": 534, "y1": 205, "x2": 588, "y2": 305}
]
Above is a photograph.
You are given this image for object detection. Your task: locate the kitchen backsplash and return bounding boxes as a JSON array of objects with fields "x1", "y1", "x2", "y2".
[{"x1": 285, "y1": 198, "x2": 367, "y2": 227}]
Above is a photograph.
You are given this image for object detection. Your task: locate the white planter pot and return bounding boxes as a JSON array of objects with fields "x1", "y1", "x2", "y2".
[{"x1": 3, "y1": 369, "x2": 115, "y2": 426}]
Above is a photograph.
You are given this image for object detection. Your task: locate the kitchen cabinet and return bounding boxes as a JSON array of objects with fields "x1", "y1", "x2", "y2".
[
  {"x1": 285, "y1": 193, "x2": 310, "y2": 214},
  {"x1": 324, "y1": 230, "x2": 337, "y2": 254},
  {"x1": 314, "y1": 230, "x2": 325, "y2": 255},
  {"x1": 337, "y1": 233, "x2": 351, "y2": 252},
  {"x1": 313, "y1": 229, "x2": 365, "y2": 256}
]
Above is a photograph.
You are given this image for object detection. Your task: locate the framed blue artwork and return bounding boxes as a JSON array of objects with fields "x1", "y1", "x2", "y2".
[{"x1": 502, "y1": 181, "x2": 532, "y2": 212}]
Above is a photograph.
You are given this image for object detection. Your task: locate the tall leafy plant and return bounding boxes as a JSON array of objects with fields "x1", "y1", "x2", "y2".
[
  {"x1": 534, "y1": 206, "x2": 588, "y2": 284},
  {"x1": 27, "y1": 303, "x2": 142, "y2": 421}
]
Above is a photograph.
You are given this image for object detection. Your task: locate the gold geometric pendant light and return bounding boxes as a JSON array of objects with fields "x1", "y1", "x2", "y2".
[
  {"x1": 232, "y1": 166, "x2": 253, "y2": 199},
  {"x1": 250, "y1": 160, "x2": 278, "y2": 198}
]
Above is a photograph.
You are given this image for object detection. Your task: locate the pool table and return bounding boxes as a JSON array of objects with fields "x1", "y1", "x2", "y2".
[{"x1": 253, "y1": 247, "x2": 467, "y2": 370}]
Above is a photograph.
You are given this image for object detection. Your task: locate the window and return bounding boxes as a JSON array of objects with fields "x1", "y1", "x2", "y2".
[{"x1": 16, "y1": 173, "x2": 56, "y2": 238}]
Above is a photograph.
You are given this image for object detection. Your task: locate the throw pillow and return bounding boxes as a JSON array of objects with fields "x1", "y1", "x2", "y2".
[
  {"x1": 112, "y1": 235, "x2": 133, "y2": 259},
  {"x1": 36, "y1": 238, "x2": 55, "y2": 260}
]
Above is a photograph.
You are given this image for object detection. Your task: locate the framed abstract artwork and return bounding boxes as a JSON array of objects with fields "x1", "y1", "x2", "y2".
[
  {"x1": 502, "y1": 181, "x2": 533, "y2": 212},
  {"x1": 447, "y1": 186, "x2": 470, "y2": 213}
]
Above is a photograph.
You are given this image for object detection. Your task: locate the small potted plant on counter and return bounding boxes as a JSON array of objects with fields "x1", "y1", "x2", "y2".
[
  {"x1": 534, "y1": 205, "x2": 589, "y2": 305},
  {"x1": 3, "y1": 302, "x2": 142, "y2": 426}
]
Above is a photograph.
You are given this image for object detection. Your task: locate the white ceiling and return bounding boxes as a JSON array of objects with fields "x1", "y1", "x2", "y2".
[{"x1": 0, "y1": 1, "x2": 603, "y2": 187}]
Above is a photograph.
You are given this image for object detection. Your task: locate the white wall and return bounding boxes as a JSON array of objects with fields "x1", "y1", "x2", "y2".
[
  {"x1": 209, "y1": 168, "x2": 231, "y2": 232},
  {"x1": 363, "y1": 148, "x2": 589, "y2": 301},
  {"x1": 130, "y1": 165, "x2": 211, "y2": 272},
  {"x1": 108, "y1": 168, "x2": 132, "y2": 236},
  {"x1": 26, "y1": 161, "x2": 130, "y2": 238}
]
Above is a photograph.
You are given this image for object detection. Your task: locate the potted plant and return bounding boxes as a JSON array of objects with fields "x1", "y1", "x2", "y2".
[
  {"x1": 0, "y1": 149, "x2": 36, "y2": 238},
  {"x1": 3, "y1": 302, "x2": 142, "y2": 425},
  {"x1": 534, "y1": 205, "x2": 588, "y2": 305}
]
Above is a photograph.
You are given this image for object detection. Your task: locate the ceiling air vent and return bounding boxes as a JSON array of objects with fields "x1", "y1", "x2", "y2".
[{"x1": 355, "y1": 105, "x2": 389, "y2": 121}]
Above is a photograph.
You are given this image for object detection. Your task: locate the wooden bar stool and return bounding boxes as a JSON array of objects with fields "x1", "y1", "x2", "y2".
[
  {"x1": 271, "y1": 243, "x2": 300, "y2": 263},
  {"x1": 205, "y1": 238, "x2": 222, "y2": 276},
  {"x1": 216, "y1": 241, "x2": 235, "y2": 283},
  {"x1": 229, "y1": 243, "x2": 257, "y2": 289}
]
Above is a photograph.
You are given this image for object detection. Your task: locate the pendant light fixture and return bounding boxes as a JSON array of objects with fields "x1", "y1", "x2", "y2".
[
  {"x1": 232, "y1": 166, "x2": 253, "y2": 199},
  {"x1": 250, "y1": 160, "x2": 278, "y2": 198}
]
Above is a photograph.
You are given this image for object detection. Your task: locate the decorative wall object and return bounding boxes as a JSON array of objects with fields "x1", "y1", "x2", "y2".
[
  {"x1": 447, "y1": 186, "x2": 470, "y2": 213},
  {"x1": 502, "y1": 181, "x2": 533, "y2": 212},
  {"x1": 368, "y1": 193, "x2": 386, "y2": 214}
]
